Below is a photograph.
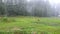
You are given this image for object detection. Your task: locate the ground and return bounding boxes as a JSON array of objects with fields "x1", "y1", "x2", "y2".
[{"x1": 0, "y1": 16, "x2": 60, "y2": 34}]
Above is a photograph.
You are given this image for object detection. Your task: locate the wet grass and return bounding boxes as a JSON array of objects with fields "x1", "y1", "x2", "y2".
[{"x1": 0, "y1": 16, "x2": 60, "y2": 34}]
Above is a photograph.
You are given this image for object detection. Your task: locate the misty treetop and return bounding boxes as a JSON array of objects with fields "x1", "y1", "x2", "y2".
[{"x1": 0, "y1": 0, "x2": 59, "y2": 17}]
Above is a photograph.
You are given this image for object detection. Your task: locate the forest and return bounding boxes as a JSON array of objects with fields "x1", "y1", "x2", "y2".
[{"x1": 0, "y1": 0, "x2": 60, "y2": 17}]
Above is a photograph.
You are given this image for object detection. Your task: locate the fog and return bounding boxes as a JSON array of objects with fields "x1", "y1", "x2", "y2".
[{"x1": 0, "y1": 0, "x2": 60, "y2": 17}]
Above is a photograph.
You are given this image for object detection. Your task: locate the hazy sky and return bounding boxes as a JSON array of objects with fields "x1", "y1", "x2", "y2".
[
  {"x1": 2, "y1": 0, "x2": 60, "y2": 4},
  {"x1": 26, "y1": 0, "x2": 60, "y2": 4},
  {"x1": 49, "y1": 0, "x2": 60, "y2": 4}
]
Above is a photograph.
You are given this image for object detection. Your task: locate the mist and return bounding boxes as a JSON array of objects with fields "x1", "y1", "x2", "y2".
[{"x1": 0, "y1": 0, "x2": 60, "y2": 17}]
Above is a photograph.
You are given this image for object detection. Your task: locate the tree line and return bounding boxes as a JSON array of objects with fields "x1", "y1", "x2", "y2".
[{"x1": 0, "y1": 0, "x2": 59, "y2": 17}]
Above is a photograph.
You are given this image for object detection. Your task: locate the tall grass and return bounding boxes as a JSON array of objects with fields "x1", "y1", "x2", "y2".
[{"x1": 0, "y1": 16, "x2": 60, "y2": 34}]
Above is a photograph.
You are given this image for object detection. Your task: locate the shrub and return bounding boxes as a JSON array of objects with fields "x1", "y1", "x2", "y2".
[
  {"x1": 1, "y1": 17, "x2": 8, "y2": 22},
  {"x1": 1, "y1": 17, "x2": 16, "y2": 23}
]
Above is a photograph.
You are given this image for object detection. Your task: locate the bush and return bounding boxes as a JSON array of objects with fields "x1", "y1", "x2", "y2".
[
  {"x1": 1, "y1": 17, "x2": 16, "y2": 23},
  {"x1": 1, "y1": 17, "x2": 8, "y2": 22}
]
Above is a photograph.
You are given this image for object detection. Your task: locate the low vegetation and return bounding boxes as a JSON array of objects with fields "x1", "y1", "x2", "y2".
[{"x1": 0, "y1": 16, "x2": 60, "y2": 34}]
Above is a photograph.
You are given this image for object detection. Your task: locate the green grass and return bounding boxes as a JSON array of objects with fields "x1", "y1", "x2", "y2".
[{"x1": 0, "y1": 16, "x2": 60, "y2": 34}]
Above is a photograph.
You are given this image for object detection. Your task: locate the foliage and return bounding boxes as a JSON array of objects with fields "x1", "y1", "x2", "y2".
[
  {"x1": 0, "y1": 16, "x2": 60, "y2": 34},
  {"x1": 0, "y1": 0, "x2": 59, "y2": 17},
  {"x1": 1, "y1": 17, "x2": 16, "y2": 23}
]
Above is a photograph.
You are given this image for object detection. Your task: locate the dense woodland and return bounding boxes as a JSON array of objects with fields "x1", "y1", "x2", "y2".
[{"x1": 0, "y1": 0, "x2": 60, "y2": 17}]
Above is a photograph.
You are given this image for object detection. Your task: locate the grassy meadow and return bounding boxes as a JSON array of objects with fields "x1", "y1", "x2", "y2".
[{"x1": 0, "y1": 16, "x2": 60, "y2": 34}]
